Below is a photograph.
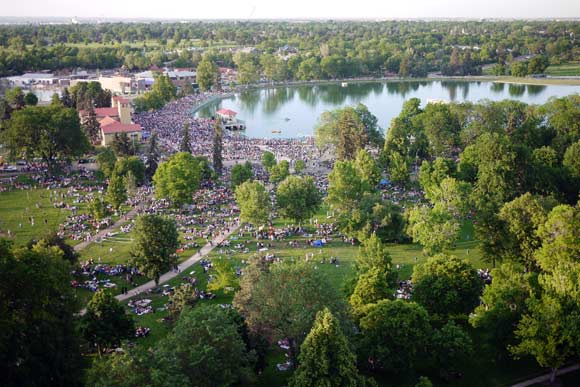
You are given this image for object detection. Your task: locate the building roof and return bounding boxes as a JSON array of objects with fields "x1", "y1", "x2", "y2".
[
  {"x1": 216, "y1": 108, "x2": 237, "y2": 116},
  {"x1": 99, "y1": 116, "x2": 118, "y2": 126},
  {"x1": 94, "y1": 107, "x2": 119, "y2": 117},
  {"x1": 101, "y1": 121, "x2": 142, "y2": 134}
]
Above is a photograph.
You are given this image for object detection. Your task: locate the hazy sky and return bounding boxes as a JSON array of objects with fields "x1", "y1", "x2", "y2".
[{"x1": 4, "y1": 0, "x2": 580, "y2": 19}]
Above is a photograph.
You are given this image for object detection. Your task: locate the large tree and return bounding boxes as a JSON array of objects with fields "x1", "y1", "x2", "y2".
[
  {"x1": 154, "y1": 305, "x2": 255, "y2": 386},
  {"x1": 145, "y1": 132, "x2": 161, "y2": 180},
  {"x1": 290, "y1": 308, "x2": 370, "y2": 387},
  {"x1": 276, "y1": 175, "x2": 321, "y2": 224},
  {"x1": 81, "y1": 290, "x2": 134, "y2": 357},
  {"x1": 234, "y1": 260, "x2": 348, "y2": 360},
  {"x1": 196, "y1": 57, "x2": 219, "y2": 91},
  {"x1": 213, "y1": 118, "x2": 224, "y2": 176},
  {"x1": 153, "y1": 152, "x2": 202, "y2": 206},
  {"x1": 0, "y1": 240, "x2": 83, "y2": 386},
  {"x1": 412, "y1": 254, "x2": 482, "y2": 321},
  {"x1": 231, "y1": 162, "x2": 254, "y2": 188},
  {"x1": 2, "y1": 105, "x2": 89, "y2": 173},
  {"x1": 106, "y1": 171, "x2": 127, "y2": 210},
  {"x1": 82, "y1": 106, "x2": 101, "y2": 144},
  {"x1": 130, "y1": 215, "x2": 180, "y2": 285},
  {"x1": 179, "y1": 123, "x2": 191, "y2": 153},
  {"x1": 235, "y1": 180, "x2": 270, "y2": 226},
  {"x1": 359, "y1": 299, "x2": 431, "y2": 373}
]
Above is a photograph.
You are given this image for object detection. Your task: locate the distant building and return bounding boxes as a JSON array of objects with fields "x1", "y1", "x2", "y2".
[
  {"x1": 98, "y1": 75, "x2": 134, "y2": 94},
  {"x1": 7, "y1": 73, "x2": 57, "y2": 87}
]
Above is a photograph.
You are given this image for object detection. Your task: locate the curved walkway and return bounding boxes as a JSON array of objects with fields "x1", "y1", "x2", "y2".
[
  {"x1": 510, "y1": 364, "x2": 580, "y2": 387},
  {"x1": 115, "y1": 223, "x2": 239, "y2": 302},
  {"x1": 73, "y1": 194, "x2": 153, "y2": 252}
]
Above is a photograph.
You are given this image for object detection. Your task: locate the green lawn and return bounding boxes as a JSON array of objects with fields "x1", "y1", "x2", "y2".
[
  {"x1": 545, "y1": 62, "x2": 580, "y2": 76},
  {"x1": 0, "y1": 186, "x2": 89, "y2": 246}
]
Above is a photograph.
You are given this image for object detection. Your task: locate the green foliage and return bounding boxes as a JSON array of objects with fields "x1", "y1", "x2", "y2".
[
  {"x1": 405, "y1": 205, "x2": 460, "y2": 255},
  {"x1": 167, "y1": 283, "x2": 198, "y2": 317},
  {"x1": 96, "y1": 148, "x2": 117, "y2": 178},
  {"x1": 430, "y1": 321, "x2": 474, "y2": 373},
  {"x1": 213, "y1": 119, "x2": 224, "y2": 175},
  {"x1": 470, "y1": 263, "x2": 535, "y2": 354},
  {"x1": 269, "y1": 159, "x2": 290, "y2": 184},
  {"x1": 498, "y1": 193, "x2": 553, "y2": 270},
  {"x1": 290, "y1": 308, "x2": 370, "y2": 387},
  {"x1": 27, "y1": 230, "x2": 79, "y2": 264},
  {"x1": 179, "y1": 123, "x2": 191, "y2": 153},
  {"x1": 234, "y1": 260, "x2": 348, "y2": 358},
  {"x1": 294, "y1": 159, "x2": 306, "y2": 173},
  {"x1": 261, "y1": 151, "x2": 276, "y2": 170},
  {"x1": 207, "y1": 260, "x2": 240, "y2": 294},
  {"x1": 130, "y1": 215, "x2": 180, "y2": 284},
  {"x1": 563, "y1": 140, "x2": 580, "y2": 178},
  {"x1": 106, "y1": 172, "x2": 127, "y2": 210},
  {"x1": 2, "y1": 104, "x2": 89, "y2": 173},
  {"x1": 339, "y1": 193, "x2": 405, "y2": 243},
  {"x1": 276, "y1": 175, "x2": 322, "y2": 223},
  {"x1": 412, "y1": 254, "x2": 482, "y2": 320},
  {"x1": 337, "y1": 107, "x2": 369, "y2": 160},
  {"x1": 388, "y1": 152, "x2": 410, "y2": 185},
  {"x1": 114, "y1": 156, "x2": 146, "y2": 185},
  {"x1": 154, "y1": 305, "x2": 256, "y2": 386},
  {"x1": 111, "y1": 132, "x2": 134, "y2": 156},
  {"x1": 89, "y1": 194, "x2": 110, "y2": 221},
  {"x1": 153, "y1": 152, "x2": 202, "y2": 206},
  {"x1": 81, "y1": 290, "x2": 135, "y2": 356},
  {"x1": 0, "y1": 241, "x2": 83, "y2": 386},
  {"x1": 86, "y1": 348, "x2": 152, "y2": 387},
  {"x1": 24, "y1": 91, "x2": 38, "y2": 106},
  {"x1": 231, "y1": 161, "x2": 254, "y2": 188},
  {"x1": 359, "y1": 299, "x2": 431, "y2": 373},
  {"x1": 81, "y1": 106, "x2": 101, "y2": 144},
  {"x1": 327, "y1": 160, "x2": 371, "y2": 214},
  {"x1": 133, "y1": 74, "x2": 176, "y2": 112},
  {"x1": 354, "y1": 149, "x2": 381, "y2": 188},
  {"x1": 196, "y1": 56, "x2": 219, "y2": 91},
  {"x1": 234, "y1": 180, "x2": 270, "y2": 226}
]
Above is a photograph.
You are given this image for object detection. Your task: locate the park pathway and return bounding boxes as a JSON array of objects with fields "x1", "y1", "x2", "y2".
[
  {"x1": 115, "y1": 223, "x2": 239, "y2": 302},
  {"x1": 510, "y1": 363, "x2": 580, "y2": 387},
  {"x1": 73, "y1": 194, "x2": 153, "y2": 252}
]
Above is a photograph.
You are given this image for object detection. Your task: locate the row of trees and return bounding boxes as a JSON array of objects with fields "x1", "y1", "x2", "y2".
[{"x1": 2, "y1": 20, "x2": 579, "y2": 78}]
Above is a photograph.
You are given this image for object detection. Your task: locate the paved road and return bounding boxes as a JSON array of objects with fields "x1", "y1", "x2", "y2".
[
  {"x1": 115, "y1": 223, "x2": 239, "y2": 302},
  {"x1": 510, "y1": 364, "x2": 580, "y2": 387}
]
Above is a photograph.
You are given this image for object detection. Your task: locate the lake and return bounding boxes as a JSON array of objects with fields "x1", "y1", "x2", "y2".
[{"x1": 195, "y1": 80, "x2": 580, "y2": 139}]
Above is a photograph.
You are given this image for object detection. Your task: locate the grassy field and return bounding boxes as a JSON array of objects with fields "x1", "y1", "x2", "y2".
[
  {"x1": 0, "y1": 186, "x2": 93, "y2": 246},
  {"x1": 545, "y1": 62, "x2": 580, "y2": 77}
]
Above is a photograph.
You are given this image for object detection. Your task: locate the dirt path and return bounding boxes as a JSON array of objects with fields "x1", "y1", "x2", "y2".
[{"x1": 115, "y1": 223, "x2": 239, "y2": 302}]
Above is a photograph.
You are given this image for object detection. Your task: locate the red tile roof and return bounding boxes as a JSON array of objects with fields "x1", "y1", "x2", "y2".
[
  {"x1": 99, "y1": 116, "x2": 117, "y2": 126},
  {"x1": 101, "y1": 121, "x2": 142, "y2": 134},
  {"x1": 112, "y1": 95, "x2": 130, "y2": 105},
  {"x1": 94, "y1": 107, "x2": 119, "y2": 117},
  {"x1": 216, "y1": 108, "x2": 237, "y2": 116}
]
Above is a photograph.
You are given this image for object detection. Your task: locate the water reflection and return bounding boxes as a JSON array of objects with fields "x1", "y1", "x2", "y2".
[
  {"x1": 527, "y1": 84, "x2": 546, "y2": 96},
  {"x1": 195, "y1": 80, "x2": 580, "y2": 139},
  {"x1": 509, "y1": 84, "x2": 526, "y2": 97}
]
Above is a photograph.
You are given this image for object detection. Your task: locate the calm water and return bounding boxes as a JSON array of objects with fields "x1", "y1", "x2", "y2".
[{"x1": 195, "y1": 81, "x2": 580, "y2": 139}]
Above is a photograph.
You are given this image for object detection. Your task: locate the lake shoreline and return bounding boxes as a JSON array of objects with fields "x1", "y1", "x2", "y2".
[{"x1": 233, "y1": 75, "x2": 580, "y2": 90}]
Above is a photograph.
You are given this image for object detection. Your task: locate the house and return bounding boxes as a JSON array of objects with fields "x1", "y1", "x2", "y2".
[
  {"x1": 7, "y1": 73, "x2": 57, "y2": 87},
  {"x1": 79, "y1": 95, "x2": 142, "y2": 146}
]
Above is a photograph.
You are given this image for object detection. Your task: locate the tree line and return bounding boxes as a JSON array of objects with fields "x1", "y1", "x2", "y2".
[{"x1": 1, "y1": 20, "x2": 580, "y2": 78}]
